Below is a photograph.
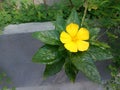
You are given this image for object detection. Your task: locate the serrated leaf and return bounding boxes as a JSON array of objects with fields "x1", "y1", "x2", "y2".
[
  {"x1": 32, "y1": 45, "x2": 61, "y2": 64},
  {"x1": 65, "y1": 61, "x2": 78, "y2": 82},
  {"x1": 32, "y1": 30, "x2": 60, "y2": 45},
  {"x1": 88, "y1": 46, "x2": 113, "y2": 61},
  {"x1": 107, "y1": 32, "x2": 118, "y2": 39},
  {"x1": 66, "y1": 8, "x2": 80, "y2": 25},
  {"x1": 72, "y1": 53, "x2": 101, "y2": 83},
  {"x1": 55, "y1": 13, "x2": 65, "y2": 33},
  {"x1": 89, "y1": 28, "x2": 100, "y2": 40},
  {"x1": 91, "y1": 41, "x2": 110, "y2": 49},
  {"x1": 44, "y1": 59, "x2": 65, "y2": 78}
]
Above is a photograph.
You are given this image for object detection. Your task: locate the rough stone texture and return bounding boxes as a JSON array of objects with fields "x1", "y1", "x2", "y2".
[
  {"x1": 10, "y1": 0, "x2": 61, "y2": 6},
  {"x1": 34, "y1": 0, "x2": 61, "y2": 5},
  {"x1": 3, "y1": 22, "x2": 55, "y2": 35},
  {"x1": 45, "y1": 0, "x2": 61, "y2": 5},
  {"x1": 34, "y1": 0, "x2": 44, "y2": 4}
]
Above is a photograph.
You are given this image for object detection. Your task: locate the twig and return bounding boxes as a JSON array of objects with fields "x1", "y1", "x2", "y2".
[
  {"x1": 0, "y1": 3, "x2": 3, "y2": 10},
  {"x1": 43, "y1": 0, "x2": 47, "y2": 10},
  {"x1": 69, "y1": 0, "x2": 74, "y2": 8},
  {"x1": 81, "y1": 0, "x2": 88, "y2": 27},
  {"x1": 32, "y1": 0, "x2": 35, "y2": 5}
]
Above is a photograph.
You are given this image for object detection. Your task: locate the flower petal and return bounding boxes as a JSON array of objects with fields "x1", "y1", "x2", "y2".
[
  {"x1": 77, "y1": 40, "x2": 89, "y2": 51},
  {"x1": 60, "y1": 31, "x2": 72, "y2": 43},
  {"x1": 64, "y1": 42, "x2": 77, "y2": 52},
  {"x1": 77, "y1": 28, "x2": 89, "y2": 40},
  {"x1": 66, "y1": 23, "x2": 79, "y2": 37}
]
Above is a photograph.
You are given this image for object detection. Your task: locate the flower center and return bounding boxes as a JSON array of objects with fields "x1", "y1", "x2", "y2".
[{"x1": 72, "y1": 36, "x2": 78, "y2": 42}]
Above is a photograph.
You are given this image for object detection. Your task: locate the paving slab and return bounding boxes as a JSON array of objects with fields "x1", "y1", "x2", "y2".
[
  {"x1": 3, "y1": 22, "x2": 55, "y2": 35},
  {"x1": 13, "y1": 82, "x2": 103, "y2": 90}
]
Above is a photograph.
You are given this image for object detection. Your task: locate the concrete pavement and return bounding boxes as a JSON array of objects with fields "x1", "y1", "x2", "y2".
[
  {"x1": 14, "y1": 82, "x2": 103, "y2": 90},
  {"x1": 3, "y1": 22, "x2": 55, "y2": 35}
]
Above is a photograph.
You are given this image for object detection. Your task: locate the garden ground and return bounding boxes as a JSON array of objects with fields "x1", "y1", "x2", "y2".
[{"x1": 0, "y1": 22, "x2": 111, "y2": 90}]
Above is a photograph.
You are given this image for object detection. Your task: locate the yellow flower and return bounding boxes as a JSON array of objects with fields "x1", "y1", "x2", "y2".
[{"x1": 60, "y1": 23, "x2": 89, "y2": 52}]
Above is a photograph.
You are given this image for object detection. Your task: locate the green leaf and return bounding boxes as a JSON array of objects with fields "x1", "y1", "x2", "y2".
[
  {"x1": 44, "y1": 59, "x2": 65, "y2": 78},
  {"x1": 32, "y1": 45, "x2": 62, "y2": 64},
  {"x1": 2, "y1": 86, "x2": 8, "y2": 90},
  {"x1": 66, "y1": 8, "x2": 80, "y2": 25},
  {"x1": 32, "y1": 30, "x2": 60, "y2": 45},
  {"x1": 11, "y1": 87, "x2": 16, "y2": 90},
  {"x1": 65, "y1": 61, "x2": 78, "y2": 82},
  {"x1": 91, "y1": 41, "x2": 110, "y2": 49},
  {"x1": 72, "y1": 53, "x2": 101, "y2": 83},
  {"x1": 55, "y1": 13, "x2": 65, "y2": 33},
  {"x1": 89, "y1": 28, "x2": 100, "y2": 40},
  {"x1": 87, "y1": 0, "x2": 101, "y2": 11},
  {"x1": 107, "y1": 32, "x2": 118, "y2": 39},
  {"x1": 88, "y1": 46, "x2": 113, "y2": 61}
]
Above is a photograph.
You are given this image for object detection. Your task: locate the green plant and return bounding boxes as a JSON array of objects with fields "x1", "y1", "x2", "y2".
[
  {"x1": 0, "y1": 0, "x2": 119, "y2": 87},
  {"x1": 0, "y1": 71, "x2": 15, "y2": 90},
  {"x1": 104, "y1": 26, "x2": 120, "y2": 90},
  {"x1": 0, "y1": 0, "x2": 119, "y2": 28},
  {"x1": 0, "y1": 0, "x2": 59, "y2": 29},
  {"x1": 104, "y1": 75, "x2": 120, "y2": 90},
  {"x1": 31, "y1": 0, "x2": 120, "y2": 86},
  {"x1": 32, "y1": 8, "x2": 113, "y2": 83}
]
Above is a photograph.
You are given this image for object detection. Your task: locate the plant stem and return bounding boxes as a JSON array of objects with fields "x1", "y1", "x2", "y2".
[
  {"x1": 32, "y1": 0, "x2": 35, "y2": 5},
  {"x1": 43, "y1": 0, "x2": 47, "y2": 10},
  {"x1": 0, "y1": 3, "x2": 3, "y2": 10},
  {"x1": 69, "y1": 0, "x2": 74, "y2": 8},
  {"x1": 81, "y1": 0, "x2": 88, "y2": 27}
]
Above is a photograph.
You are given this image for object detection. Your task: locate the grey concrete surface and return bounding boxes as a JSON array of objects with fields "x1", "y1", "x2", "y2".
[
  {"x1": 3, "y1": 22, "x2": 55, "y2": 35},
  {"x1": 0, "y1": 33, "x2": 44, "y2": 88},
  {"x1": 14, "y1": 82, "x2": 103, "y2": 90},
  {"x1": 46, "y1": 0, "x2": 61, "y2": 5},
  {"x1": 33, "y1": 0, "x2": 61, "y2": 5}
]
